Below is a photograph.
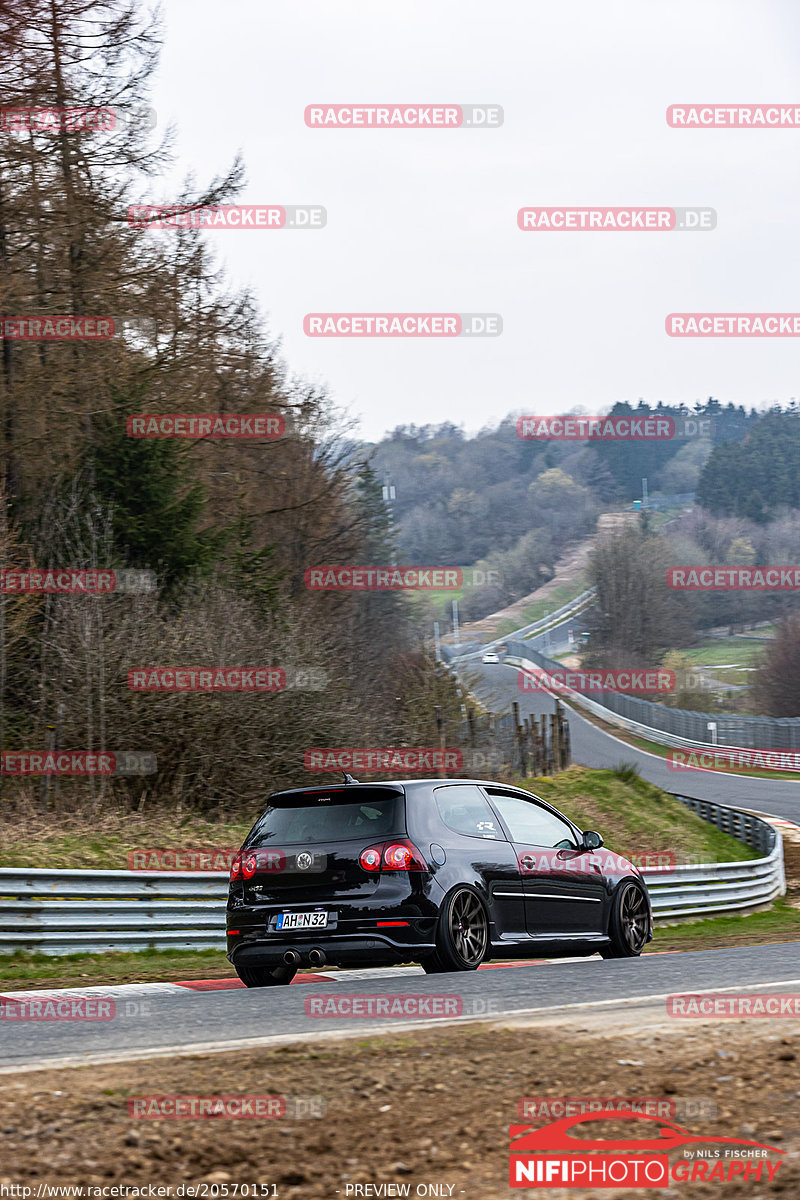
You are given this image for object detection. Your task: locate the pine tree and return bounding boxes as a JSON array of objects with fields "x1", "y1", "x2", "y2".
[{"x1": 86, "y1": 391, "x2": 222, "y2": 591}]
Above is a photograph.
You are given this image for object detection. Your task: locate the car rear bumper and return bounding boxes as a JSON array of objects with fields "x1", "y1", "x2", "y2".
[
  {"x1": 228, "y1": 931, "x2": 436, "y2": 968},
  {"x1": 226, "y1": 895, "x2": 440, "y2": 966}
]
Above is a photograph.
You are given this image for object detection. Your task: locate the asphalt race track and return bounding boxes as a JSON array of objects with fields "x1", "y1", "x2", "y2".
[
  {"x1": 2, "y1": 945, "x2": 800, "y2": 1071},
  {"x1": 2, "y1": 631, "x2": 797, "y2": 1074},
  {"x1": 462, "y1": 645, "x2": 800, "y2": 823}
]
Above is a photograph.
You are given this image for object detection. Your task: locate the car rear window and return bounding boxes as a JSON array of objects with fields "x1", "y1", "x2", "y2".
[{"x1": 245, "y1": 787, "x2": 404, "y2": 846}]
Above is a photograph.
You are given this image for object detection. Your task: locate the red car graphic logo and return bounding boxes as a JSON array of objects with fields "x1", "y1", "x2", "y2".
[{"x1": 510, "y1": 1111, "x2": 785, "y2": 1155}]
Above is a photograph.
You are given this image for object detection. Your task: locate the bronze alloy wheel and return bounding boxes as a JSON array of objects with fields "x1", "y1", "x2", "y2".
[
  {"x1": 601, "y1": 880, "x2": 650, "y2": 958},
  {"x1": 619, "y1": 882, "x2": 649, "y2": 953},
  {"x1": 447, "y1": 887, "x2": 489, "y2": 966}
]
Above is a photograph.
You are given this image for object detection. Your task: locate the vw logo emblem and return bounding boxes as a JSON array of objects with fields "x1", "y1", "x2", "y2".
[{"x1": 296, "y1": 852, "x2": 313, "y2": 871}]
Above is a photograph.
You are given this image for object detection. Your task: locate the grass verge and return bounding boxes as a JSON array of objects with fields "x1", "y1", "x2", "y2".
[
  {"x1": 0, "y1": 947, "x2": 235, "y2": 990},
  {"x1": 646, "y1": 898, "x2": 800, "y2": 954},
  {"x1": 0, "y1": 810, "x2": 254, "y2": 869},
  {"x1": 682, "y1": 637, "x2": 769, "y2": 668},
  {"x1": 516, "y1": 765, "x2": 759, "y2": 864}
]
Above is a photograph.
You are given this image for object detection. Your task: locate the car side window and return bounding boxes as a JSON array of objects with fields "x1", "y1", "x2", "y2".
[
  {"x1": 434, "y1": 784, "x2": 506, "y2": 840},
  {"x1": 485, "y1": 791, "x2": 578, "y2": 849}
]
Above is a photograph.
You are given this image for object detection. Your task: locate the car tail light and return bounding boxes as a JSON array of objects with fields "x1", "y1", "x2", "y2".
[
  {"x1": 241, "y1": 851, "x2": 259, "y2": 879},
  {"x1": 359, "y1": 840, "x2": 427, "y2": 873},
  {"x1": 359, "y1": 846, "x2": 382, "y2": 872},
  {"x1": 230, "y1": 852, "x2": 243, "y2": 882},
  {"x1": 383, "y1": 843, "x2": 416, "y2": 870}
]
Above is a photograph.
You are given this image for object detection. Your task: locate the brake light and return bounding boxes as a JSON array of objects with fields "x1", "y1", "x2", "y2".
[
  {"x1": 359, "y1": 846, "x2": 382, "y2": 872},
  {"x1": 384, "y1": 843, "x2": 415, "y2": 870},
  {"x1": 241, "y1": 851, "x2": 259, "y2": 879},
  {"x1": 359, "y1": 840, "x2": 427, "y2": 873},
  {"x1": 230, "y1": 852, "x2": 243, "y2": 882}
]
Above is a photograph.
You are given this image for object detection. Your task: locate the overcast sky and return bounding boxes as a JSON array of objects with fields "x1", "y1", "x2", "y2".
[{"x1": 149, "y1": 0, "x2": 800, "y2": 441}]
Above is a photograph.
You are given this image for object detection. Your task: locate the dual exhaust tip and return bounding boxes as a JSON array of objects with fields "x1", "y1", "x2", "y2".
[{"x1": 283, "y1": 947, "x2": 326, "y2": 967}]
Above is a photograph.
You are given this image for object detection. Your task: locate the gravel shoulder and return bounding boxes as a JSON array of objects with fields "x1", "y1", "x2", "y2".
[{"x1": 1, "y1": 1012, "x2": 798, "y2": 1198}]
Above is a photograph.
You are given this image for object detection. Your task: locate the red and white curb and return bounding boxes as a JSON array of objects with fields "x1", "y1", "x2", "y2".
[{"x1": 0, "y1": 957, "x2": 587, "y2": 1000}]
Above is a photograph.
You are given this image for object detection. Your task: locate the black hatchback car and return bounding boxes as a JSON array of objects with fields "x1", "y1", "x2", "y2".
[{"x1": 226, "y1": 778, "x2": 653, "y2": 986}]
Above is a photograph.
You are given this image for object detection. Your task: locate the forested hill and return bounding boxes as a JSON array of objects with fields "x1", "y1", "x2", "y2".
[
  {"x1": 367, "y1": 399, "x2": 765, "y2": 566},
  {"x1": 696, "y1": 410, "x2": 800, "y2": 521}
]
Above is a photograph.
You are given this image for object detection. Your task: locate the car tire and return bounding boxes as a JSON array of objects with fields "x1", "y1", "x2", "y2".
[
  {"x1": 234, "y1": 961, "x2": 298, "y2": 987},
  {"x1": 421, "y1": 951, "x2": 449, "y2": 974},
  {"x1": 427, "y1": 886, "x2": 489, "y2": 972},
  {"x1": 600, "y1": 880, "x2": 649, "y2": 959}
]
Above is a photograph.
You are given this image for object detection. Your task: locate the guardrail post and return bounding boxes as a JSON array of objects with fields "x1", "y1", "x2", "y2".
[
  {"x1": 557, "y1": 703, "x2": 570, "y2": 769},
  {"x1": 548, "y1": 712, "x2": 559, "y2": 775},
  {"x1": 434, "y1": 705, "x2": 446, "y2": 778},
  {"x1": 512, "y1": 702, "x2": 524, "y2": 776}
]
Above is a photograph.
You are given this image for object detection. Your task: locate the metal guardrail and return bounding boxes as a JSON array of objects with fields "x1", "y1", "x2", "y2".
[
  {"x1": 0, "y1": 869, "x2": 226, "y2": 955},
  {"x1": 505, "y1": 641, "x2": 800, "y2": 753},
  {"x1": 446, "y1": 587, "x2": 596, "y2": 662},
  {"x1": 644, "y1": 796, "x2": 785, "y2": 922},
  {"x1": 497, "y1": 587, "x2": 596, "y2": 644},
  {"x1": 0, "y1": 798, "x2": 784, "y2": 952}
]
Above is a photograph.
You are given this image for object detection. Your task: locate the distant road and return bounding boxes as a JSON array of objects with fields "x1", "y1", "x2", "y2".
[{"x1": 460, "y1": 646, "x2": 800, "y2": 824}]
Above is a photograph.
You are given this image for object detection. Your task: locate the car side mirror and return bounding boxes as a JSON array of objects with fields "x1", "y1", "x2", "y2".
[{"x1": 582, "y1": 830, "x2": 604, "y2": 851}]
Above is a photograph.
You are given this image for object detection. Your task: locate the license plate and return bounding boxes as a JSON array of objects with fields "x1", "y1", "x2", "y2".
[{"x1": 276, "y1": 911, "x2": 328, "y2": 930}]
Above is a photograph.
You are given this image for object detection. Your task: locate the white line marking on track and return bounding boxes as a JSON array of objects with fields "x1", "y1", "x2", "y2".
[{"x1": 3, "y1": 978, "x2": 800, "y2": 1073}]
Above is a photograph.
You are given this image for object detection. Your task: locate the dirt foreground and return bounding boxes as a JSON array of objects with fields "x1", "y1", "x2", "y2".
[{"x1": 1, "y1": 1009, "x2": 798, "y2": 1199}]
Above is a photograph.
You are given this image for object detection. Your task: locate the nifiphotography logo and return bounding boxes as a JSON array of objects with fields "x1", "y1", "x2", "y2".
[{"x1": 509, "y1": 1112, "x2": 784, "y2": 1188}]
